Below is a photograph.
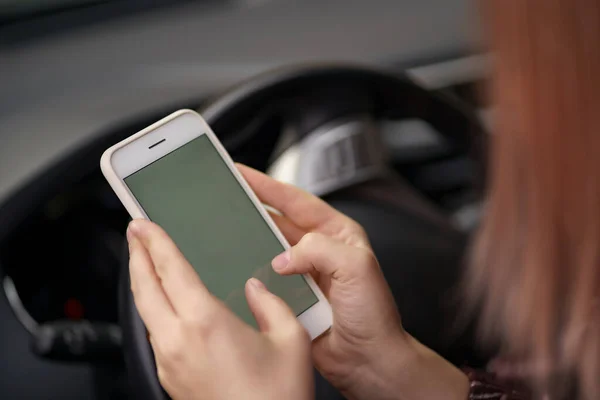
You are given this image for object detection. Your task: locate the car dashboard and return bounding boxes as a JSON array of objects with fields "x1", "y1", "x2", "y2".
[
  {"x1": 1, "y1": 171, "x2": 125, "y2": 325},
  {"x1": 1, "y1": 54, "x2": 488, "y2": 337}
]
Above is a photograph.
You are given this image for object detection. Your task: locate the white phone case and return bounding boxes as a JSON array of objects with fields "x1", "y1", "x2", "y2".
[{"x1": 101, "y1": 109, "x2": 333, "y2": 339}]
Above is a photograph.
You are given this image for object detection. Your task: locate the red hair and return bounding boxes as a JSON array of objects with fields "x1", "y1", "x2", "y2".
[{"x1": 468, "y1": 0, "x2": 600, "y2": 397}]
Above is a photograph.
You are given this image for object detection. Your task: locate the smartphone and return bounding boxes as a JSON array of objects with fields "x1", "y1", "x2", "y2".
[{"x1": 101, "y1": 109, "x2": 332, "y2": 339}]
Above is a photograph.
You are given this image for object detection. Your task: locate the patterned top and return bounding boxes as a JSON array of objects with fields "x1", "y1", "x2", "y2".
[{"x1": 462, "y1": 368, "x2": 531, "y2": 400}]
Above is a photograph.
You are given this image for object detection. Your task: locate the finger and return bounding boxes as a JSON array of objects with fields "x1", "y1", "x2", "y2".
[
  {"x1": 128, "y1": 219, "x2": 213, "y2": 318},
  {"x1": 245, "y1": 278, "x2": 303, "y2": 337},
  {"x1": 266, "y1": 211, "x2": 322, "y2": 283},
  {"x1": 148, "y1": 335, "x2": 172, "y2": 395},
  {"x1": 272, "y1": 232, "x2": 376, "y2": 283},
  {"x1": 128, "y1": 229, "x2": 177, "y2": 335},
  {"x1": 237, "y1": 164, "x2": 347, "y2": 232},
  {"x1": 268, "y1": 211, "x2": 306, "y2": 246},
  {"x1": 266, "y1": 211, "x2": 321, "y2": 283}
]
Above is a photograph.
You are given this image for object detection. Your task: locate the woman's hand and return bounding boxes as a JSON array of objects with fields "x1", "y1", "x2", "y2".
[
  {"x1": 239, "y1": 165, "x2": 469, "y2": 400},
  {"x1": 127, "y1": 219, "x2": 314, "y2": 400}
]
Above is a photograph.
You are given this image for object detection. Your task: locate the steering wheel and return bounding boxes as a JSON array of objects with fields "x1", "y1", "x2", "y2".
[{"x1": 119, "y1": 63, "x2": 487, "y2": 400}]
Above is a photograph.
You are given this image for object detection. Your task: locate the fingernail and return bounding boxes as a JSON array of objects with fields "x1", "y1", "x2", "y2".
[
  {"x1": 272, "y1": 250, "x2": 290, "y2": 271},
  {"x1": 249, "y1": 278, "x2": 266, "y2": 291}
]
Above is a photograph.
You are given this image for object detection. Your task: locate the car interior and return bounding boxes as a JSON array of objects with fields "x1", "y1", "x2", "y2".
[{"x1": 0, "y1": 1, "x2": 490, "y2": 399}]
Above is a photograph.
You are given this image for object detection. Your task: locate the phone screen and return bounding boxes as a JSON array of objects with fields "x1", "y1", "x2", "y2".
[{"x1": 124, "y1": 134, "x2": 318, "y2": 328}]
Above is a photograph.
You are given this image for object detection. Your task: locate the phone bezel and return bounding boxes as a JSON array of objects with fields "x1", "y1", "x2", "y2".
[{"x1": 101, "y1": 109, "x2": 332, "y2": 340}]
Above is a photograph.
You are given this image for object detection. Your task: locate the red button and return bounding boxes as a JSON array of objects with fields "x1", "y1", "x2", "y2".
[{"x1": 64, "y1": 298, "x2": 84, "y2": 320}]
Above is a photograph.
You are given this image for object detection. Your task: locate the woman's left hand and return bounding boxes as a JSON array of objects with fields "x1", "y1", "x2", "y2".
[{"x1": 127, "y1": 219, "x2": 314, "y2": 400}]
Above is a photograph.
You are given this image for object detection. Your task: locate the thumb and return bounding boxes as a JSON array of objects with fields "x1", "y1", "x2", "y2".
[
  {"x1": 244, "y1": 278, "x2": 301, "y2": 336},
  {"x1": 272, "y1": 232, "x2": 376, "y2": 282}
]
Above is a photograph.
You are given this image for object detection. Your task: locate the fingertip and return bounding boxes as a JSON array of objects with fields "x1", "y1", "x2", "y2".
[
  {"x1": 248, "y1": 277, "x2": 266, "y2": 291},
  {"x1": 127, "y1": 227, "x2": 144, "y2": 263},
  {"x1": 128, "y1": 219, "x2": 144, "y2": 235},
  {"x1": 127, "y1": 228, "x2": 138, "y2": 253},
  {"x1": 245, "y1": 278, "x2": 266, "y2": 330},
  {"x1": 244, "y1": 279, "x2": 258, "y2": 304},
  {"x1": 272, "y1": 250, "x2": 291, "y2": 273},
  {"x1": 245, "y1": 279, "x2": 296, "y2": 334},
  {"x1": 236, "y1": 163, "x2": 254, "y2": 177},
  {"x1": 129, "y1": 220, "x2": 170, "y2": 251},
  {"x1": 128, "y1": 219, "x2": 158, "y2": 241}
]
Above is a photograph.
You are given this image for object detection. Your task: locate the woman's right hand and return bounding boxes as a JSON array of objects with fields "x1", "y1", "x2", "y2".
[{"x1": 239, "y1": 165, "x2": 469, "y2": 400}]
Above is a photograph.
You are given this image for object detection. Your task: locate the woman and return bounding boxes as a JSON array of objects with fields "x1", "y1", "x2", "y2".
[
  {"x1": 125, "y1": 0, "x2": 600, "y2": 398},
  {"x1": 466, "y1": 0, "x2": 600, "y2": 398}
]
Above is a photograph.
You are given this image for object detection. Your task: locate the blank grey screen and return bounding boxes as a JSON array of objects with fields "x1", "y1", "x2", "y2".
[{"x1": 124, "y1": 135, "x2": 318, "y2": 328}]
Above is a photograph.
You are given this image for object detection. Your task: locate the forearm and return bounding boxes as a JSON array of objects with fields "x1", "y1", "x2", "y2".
[
  {"x1": 341, "y1": 335, "x2": 469, "y2": 400},
  {"x1": 340, "y1": 333, "x2": 532, "y2": 400}
]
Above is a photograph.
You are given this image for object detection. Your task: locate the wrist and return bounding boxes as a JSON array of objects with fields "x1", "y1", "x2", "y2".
[
  {"x1": 400, "y1": 336, "x2": 469, "y2": 400},
  {"x1": 342, "y1": 333, "x2": 469, "y2": 400}
]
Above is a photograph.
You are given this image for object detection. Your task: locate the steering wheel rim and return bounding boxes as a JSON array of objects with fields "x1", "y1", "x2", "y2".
[{"x1": 119, "y1": 62, "x2": 486, "y2": 400}]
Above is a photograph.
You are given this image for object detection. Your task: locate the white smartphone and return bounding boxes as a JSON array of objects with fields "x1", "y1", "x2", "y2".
[{"x1": 101, "y1": 109, "x2": 332, "y2": 339}]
